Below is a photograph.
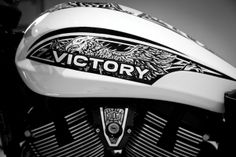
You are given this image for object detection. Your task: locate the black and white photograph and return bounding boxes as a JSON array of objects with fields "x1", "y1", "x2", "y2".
[{"x1": 1, "y1": 0, "x2": 236, "y2": 156}]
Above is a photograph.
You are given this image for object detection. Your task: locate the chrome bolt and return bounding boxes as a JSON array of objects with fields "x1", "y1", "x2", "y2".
[
  {"x1": 203, "y1": 134, "x2": 210, "y2": 141},
  {"x1": 127, "y1": 129, "x2": 132, "y2": 134},
  {"x1": 24, "y1": 130, "x2": 31, "y2": 137},
  {"x1": 96, "y1": 128, "x2": 100, "y2": 133}
]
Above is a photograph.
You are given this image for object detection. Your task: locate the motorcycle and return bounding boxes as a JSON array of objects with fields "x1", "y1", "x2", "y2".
[{"x1": 1, "y1": 1, "x2": 236, "y2": 157}]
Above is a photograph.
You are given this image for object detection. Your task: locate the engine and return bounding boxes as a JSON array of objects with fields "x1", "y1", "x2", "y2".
[{"x1": 20, "y1": 97, "x2": 222, "y2": 157}]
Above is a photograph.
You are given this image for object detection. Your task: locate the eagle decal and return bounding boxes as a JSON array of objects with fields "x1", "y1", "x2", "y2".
[
  {"x1": 55, "y1": 36, "x2": 178, "y2": 79},
  {"x1": 28, "y1": 35, "x2": 206, "y2": 84}
]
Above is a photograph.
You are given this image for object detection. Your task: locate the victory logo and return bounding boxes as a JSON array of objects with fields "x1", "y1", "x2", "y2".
[
  {"x1": 49, "y1": 35, "x2": 177, "y2": 83},
  {"x1": 27, "y1": 30, "x2": 214, "y2": 85}
]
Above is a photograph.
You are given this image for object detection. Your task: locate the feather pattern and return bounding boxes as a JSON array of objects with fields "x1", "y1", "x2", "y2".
[{"x1": 62, "y1": 36, "x2": 177, "y2": 79}]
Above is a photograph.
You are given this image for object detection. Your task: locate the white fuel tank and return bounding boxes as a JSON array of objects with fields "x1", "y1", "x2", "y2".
[{"x1": 15, "y1": 2, "x2": 236, "y2": 113}]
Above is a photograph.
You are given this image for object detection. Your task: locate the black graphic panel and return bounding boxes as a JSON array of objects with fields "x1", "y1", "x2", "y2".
[{"x1": 27, "y1": 33, "x2": 225, "y2": 85}]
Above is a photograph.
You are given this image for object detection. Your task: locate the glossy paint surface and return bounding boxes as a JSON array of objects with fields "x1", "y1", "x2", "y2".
[{"x1": 15, "y1": 3, "x2": 236, "y2": 113}]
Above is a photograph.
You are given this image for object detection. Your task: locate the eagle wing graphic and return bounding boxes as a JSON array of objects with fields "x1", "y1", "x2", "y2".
[
  {"x1": 54, "y1": 36, "x2": 177, "y2": 80},
  {"x1": 127, "y1": 45, "x2": 176, "y2": 79}
]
